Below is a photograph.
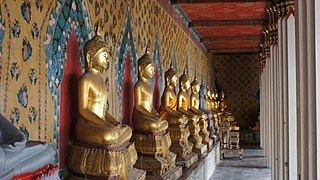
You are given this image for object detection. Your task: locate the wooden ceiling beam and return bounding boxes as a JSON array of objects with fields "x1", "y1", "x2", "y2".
[
  {"x1": 171, "y1": 0, "x2": 272, "y2": 4},
  {"x1": 209, "y1": 47, "x2": 260, "y2": 53},
  {"x1": 190, "y1": 19, "x2": 266, "y2": 28},
  {"x1": 201, "y1": 35, "x2": 261, "y2": 42}
]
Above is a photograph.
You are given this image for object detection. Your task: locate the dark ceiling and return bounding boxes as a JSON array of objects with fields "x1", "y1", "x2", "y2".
[{"x1": 171, "y1": 0, "x2": 271, "y2": 54}]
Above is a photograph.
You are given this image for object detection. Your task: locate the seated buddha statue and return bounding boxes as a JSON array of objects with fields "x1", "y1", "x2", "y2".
[
  {"x1": 132, "y1": 49, "x2": 168, "y2": 135},
  {"x1": 0, "y1": 113, "x2": 58, "y2": 179},
  {"x1": 132, "y1": 48, "x2": 181, "y2": 178},
  {"x1": 68, "y1": 22, "x2": 144, "y2": 179},
  {"x1": 190, "y1": 78, "x2": 212, "y2": 150},
  {"x1": 200, "y1": 84, "x2": 216, "y2": 141},
  {"x1": 178, "y1": 71, "x2": 207, "y2": 156},
  {"x1": 219, "y1": 90, "x2": 228, "y2": 112},
  {"x1": 159, "y1": 64, "x2": 197, "y2": 168},
  {"x1": 212, "y1": 89, "x2": 221, "y2": 128}
]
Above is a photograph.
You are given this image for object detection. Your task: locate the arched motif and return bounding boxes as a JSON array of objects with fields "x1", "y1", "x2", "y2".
[
  {"x1": 115, "y1": 8, "x2": 138, "y2": 118},
  {"x1": 151, "y1": 33, "x2": 163, "y2": 110},
  {"x1": 171, "y1": 46, "x2": 178, "y2": 93},
  {"x1": 44, "y1": 0, "x2": 92, "y2": 165},
  {"x1": 151, "y1": 33, "x2": 164, "y2": 94}
]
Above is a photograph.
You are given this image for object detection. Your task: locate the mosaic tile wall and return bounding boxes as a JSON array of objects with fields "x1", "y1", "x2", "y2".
[
  {"x1": 0, "y1": 0, "x2": 210, "y2": 150},
  {"x1": 214, "y1": 54, "x2": 260, "y2": 129}
]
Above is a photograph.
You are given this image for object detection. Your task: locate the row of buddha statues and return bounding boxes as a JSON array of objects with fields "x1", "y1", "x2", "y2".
[
  {"x1": 67, "y1": 23, "x2": 232, "y2": 179},
  {"x1": 0, "y1": 22, "x2": 230, "y2": 179}
]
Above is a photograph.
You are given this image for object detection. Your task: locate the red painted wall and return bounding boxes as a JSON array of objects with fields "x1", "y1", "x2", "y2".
[
  {"x1": 59, "y1": 30, "x2": 82, "y2": 168},
  {"x1": 153, "y1": 66, "x2": 160, "y2": 111},
  {"x1": 122, "y1": 52, "x2": 134, "y2": 127}
]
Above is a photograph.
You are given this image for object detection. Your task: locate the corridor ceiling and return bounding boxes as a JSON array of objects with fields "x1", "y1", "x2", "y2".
[{"x1": 171, "y1": 0, "x2": 271, "y2": 54}]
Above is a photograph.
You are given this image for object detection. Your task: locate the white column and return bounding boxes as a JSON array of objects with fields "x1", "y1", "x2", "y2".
[
  {"x1": 260, "y1": 68, "x2": 265, "y2": 149},
  {"x1": 270, "y1": 45, "x2": 276, "y2": 179},
  {"x1": 306, "y1": 1, "x2": 316, "y2": 179},
  {"x1": 282, "y1": 15, "x2": 289, "y2": 180},
  {"x1": 296, "y1": 0, "x2": 317, "y2": 179},
  {"x1": 315, "y1": 0, "x2": 320, "y2": 178},
  {"x1": 287, "y1": 13, "x2": 297, "y2": 180},
  {"x1": 278, "y1": 17, "x2": 284, "y2": 180},
  {"x1": 264, "y1": 58, "x2": 269, "y2": 166},
  {"x1": 296, "y1": 0, "x2": 308, "y2": 178}
]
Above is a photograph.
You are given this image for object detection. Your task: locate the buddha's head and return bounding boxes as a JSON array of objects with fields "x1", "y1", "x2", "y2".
[
  {"x1": 165, "y1": 63, "x2": 177, "y2": 87},
  {"x1": 179, "y1": 69, "x2": 190, "y2": 91},
  {"x1": 84, "y1": 23, "x2": 109, "y2": 72},
  {"x1": 191, "y1": 77, "x2": 200, "y2": 94},
  {"x1": 138, "y1": 47, "x2": 155, "y2": 80},
  {"x1": 213, "y1": 89, "x2": 219, "y2": 100},
  {"x1": 220, "y1": 90, "x2": 225, "y2": 100},
  {"x1": 206, "y1": 87, "x2": 211, "y2": 99}
]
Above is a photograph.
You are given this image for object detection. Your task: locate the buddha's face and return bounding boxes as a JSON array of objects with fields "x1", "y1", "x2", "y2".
[
  {"x1": 207, "y1": 90, "x2": 211, "y2": 98},
  {"x1": 183, "y1": 80, "x2": 190, "y2": 90},
  {"x1": 143, "y1": 63, "x2": 155, "y2": 79},
  {"x1": 192, "y1": 84, "x2": 200, "y2": 93},
  {"x1": 169, "y1": 75, "x2": 178, "y2": 86},
  {"x1": 91, "y1": 49, "x2": 109, "y2": 70}
]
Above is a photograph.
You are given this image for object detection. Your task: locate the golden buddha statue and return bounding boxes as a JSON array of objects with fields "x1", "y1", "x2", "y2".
[
  {"x1": 206, "y1": 87, "x2": 213, "y2": 112},
  {"x1": 177, "y1": 70, "x2": 207, "y2": 156},
  {"x1": 159, "y1": 64, "x2": 197, "y2": 168},
  {"x1": 219, "y1": 90, "x2": 228, "y2": 112},
  {"x1": 131, "y1": 48, "x2": 182, "y2": 179},
  {"x1": 68, "y1": 21, "x2": 145, "y2": 179},
  {"x1": 190, "y1": 77, "x2": 213, "y2": 150}
]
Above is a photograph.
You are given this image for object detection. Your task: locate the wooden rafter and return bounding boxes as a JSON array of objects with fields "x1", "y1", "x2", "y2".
[{"x1": 190, "y1": 19, "x2": 266, "y2": 28}]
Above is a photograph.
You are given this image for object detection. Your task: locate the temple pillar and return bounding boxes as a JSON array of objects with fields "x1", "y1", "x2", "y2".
[
  {"x1": 316, "y1": 0, "x2": 320, "y2": 178},
  {"x1": 281, "y1": 15, "x2": 289, "y2": 180},
  {"x1": 296, "y1": 0, "x2": 317, "y2": 179},
  {"x1": 287, "y1": 13, "x2": 298, "y2": 180}
]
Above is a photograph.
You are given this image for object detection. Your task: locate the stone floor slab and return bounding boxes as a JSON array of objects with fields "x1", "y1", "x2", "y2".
[{"x1": 209, "y1": 148, "x2": 271, "y2": 180}]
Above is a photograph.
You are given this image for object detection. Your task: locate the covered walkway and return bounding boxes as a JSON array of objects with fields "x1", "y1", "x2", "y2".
[{"x1": 210, "y1": 148, "x2": 271, "y2": 180}]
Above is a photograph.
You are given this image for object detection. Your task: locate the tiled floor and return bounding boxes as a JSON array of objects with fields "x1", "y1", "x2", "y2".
[{"x1": 209, "y1": 148, "x2": 271, "y2": 180}]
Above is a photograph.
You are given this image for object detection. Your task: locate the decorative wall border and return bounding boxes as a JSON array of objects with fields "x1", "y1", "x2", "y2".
[
  {"x1": 0, "y1": 5, "x2": 6, "y2": 114},
  {"x1": 44, "y1": 0, "x2": 92, "y2": 165},
  {"x1": 151, "y1": 33, "x2": 164, "y2": 95},
  {"x1": 3, "y1": 0, "x2": 11, "y2": 115},
  {"x1": 115, "y1": 7, "x2": 138, "y2": 118}
]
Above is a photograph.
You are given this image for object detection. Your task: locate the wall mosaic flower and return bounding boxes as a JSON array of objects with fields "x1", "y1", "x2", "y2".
[
  {"x1": 28, "y1": 106, "x2": 37, "y2": 124},
  {"x1": 21, "y1": 0, "x2": 31, "y2": 24},
  {"x1": 35, "y1": 0, "x2": 43, "y2": 12},
  {"x1": 9, "y1": 107, "x2": 20, "y2": 124},
  {"x1": 22, "y1": 37, "x2": 32, "y2": 61},
  {"x1": 104, "y1": 9, "x2": 108, "y2": 23},
  {"x1": 10, "y1": 62, "x2": 20, "y2": 81},
  {"x1": 31, "y1": 23, "x2": 39, "y2": 40},
  {"x1": 95, "y1": 1, "x2": 100, "y2": 16},
  {"x1": 29, "y1": 68, "x2": 37, "y2": 85},
  {"x1": 12, "y1": 20, "x2": 21, "y2": 38},
  {"x1": 17, "y1": 84, "x2": 28, "y2": 108}
]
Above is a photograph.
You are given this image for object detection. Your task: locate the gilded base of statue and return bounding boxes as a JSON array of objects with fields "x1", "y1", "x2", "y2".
[
  {"x1": 132, "y1": 132, "x2": 182, "y2": 179},
  {"x1": 175, "y1": 152, "x2": 198, "y2": 168},
  {"x1": 188, "y1": 124, "x2": 208, "y2": 157},
  {"x1": 188, "y1": 137, "x2": 208, "y2": 157},
  {"x1": 167, "y1": 125, "x2": 198, "y2": 168},
  {"x1": 200, "y1": 132, "x2": 213, "y2": 150},
  {"x1": 68, "y1": 142, "x2": 145, "y2": 179},
  {"x1": 68, "y1": 168, "x2": 146, "y2": 180}
]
